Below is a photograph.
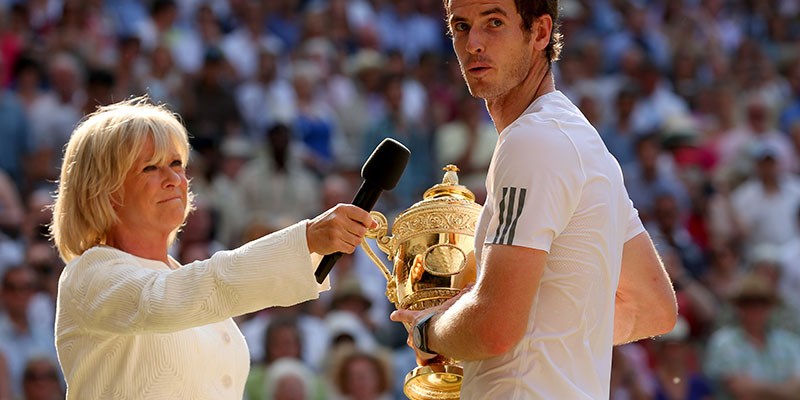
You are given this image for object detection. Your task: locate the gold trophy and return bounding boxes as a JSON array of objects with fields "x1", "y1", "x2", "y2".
[{"x1": 360, "y1": 165, "x2": 482, "y2": 400}]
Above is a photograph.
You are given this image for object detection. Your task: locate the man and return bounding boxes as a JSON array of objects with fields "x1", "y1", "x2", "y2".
[
  {"x1": 390, "y1": 1, "x2": 677, "y2": 398},
  {"x1": 704, "y1": 273, "x2": 800, "y2": 399}
]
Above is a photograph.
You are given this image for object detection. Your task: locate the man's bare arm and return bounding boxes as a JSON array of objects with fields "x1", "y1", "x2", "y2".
[
  {"x1": 393, "y1": 244, "x2": 546, "y2": 361},
  {"x1": 614, "y1": 231, "x2": 678, "y2": 344}
]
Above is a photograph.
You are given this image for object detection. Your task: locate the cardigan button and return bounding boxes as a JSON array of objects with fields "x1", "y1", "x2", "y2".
[
  {"x1": 222, "y1": 332, "x2": 231, "y2": 343},
  {"x1": 222, "y1": 374, "x2": 232, "y2": 388}
]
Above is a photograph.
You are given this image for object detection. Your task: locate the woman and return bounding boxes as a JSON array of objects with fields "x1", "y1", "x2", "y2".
[{"x1": 50, "y1": 96, "x2": 373, "y2": 399}]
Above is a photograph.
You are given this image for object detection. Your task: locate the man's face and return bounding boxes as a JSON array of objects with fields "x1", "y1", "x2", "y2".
[{"x1": 446, "y1": 0, "x2": 536, "y2": 100}]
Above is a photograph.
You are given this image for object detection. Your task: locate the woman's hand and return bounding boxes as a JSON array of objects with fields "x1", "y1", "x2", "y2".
[{"x1": 306, "y1": 204, "x2": 376, "y2": 255}]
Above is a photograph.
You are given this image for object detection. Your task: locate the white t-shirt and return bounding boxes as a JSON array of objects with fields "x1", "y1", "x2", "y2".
[{"x1": 462, "y1": 91, "x2": 644, "y2": 399}]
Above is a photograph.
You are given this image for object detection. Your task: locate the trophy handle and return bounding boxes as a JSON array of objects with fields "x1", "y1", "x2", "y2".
[{"x1": 360, "y1": 211, "x2": 394, "y2": 282}]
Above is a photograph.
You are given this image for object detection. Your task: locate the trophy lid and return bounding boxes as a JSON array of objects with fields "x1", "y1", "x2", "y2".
[
  {"x1": 389, "y1": 165, "x2": 482, "y2": 244},
  {"x1": 422, "y1": 165, "x2": 476, "y2": 202}
]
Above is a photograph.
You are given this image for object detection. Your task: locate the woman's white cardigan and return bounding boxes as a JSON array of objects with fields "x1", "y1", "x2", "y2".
[{"x1": 55, "y1": 221, "x2": 328, "y2": 399}]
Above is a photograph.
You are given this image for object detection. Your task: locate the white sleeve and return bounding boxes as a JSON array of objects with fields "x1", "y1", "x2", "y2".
[
  {"x1": 59, "y1": 220, "x2": 327, "y2": 334},
  {"x1": 484, "y1": 120, "x2": 584, "y2": 252},
  {"x1": 625, "y1": 200, "x2": 646, "y2": 242}
]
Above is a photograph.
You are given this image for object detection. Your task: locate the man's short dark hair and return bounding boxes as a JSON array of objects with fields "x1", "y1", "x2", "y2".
[
  {"x1": 443, "y1": 0, "x2": 563, "y2": 63},
  {"x1": 515, "y1": 0, "x2": 563, "y2": 63}
]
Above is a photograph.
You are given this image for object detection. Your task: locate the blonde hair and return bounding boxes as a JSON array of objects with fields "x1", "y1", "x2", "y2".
[{"x1": 50, "y1": 96, "x2": 193, "y2": 262}]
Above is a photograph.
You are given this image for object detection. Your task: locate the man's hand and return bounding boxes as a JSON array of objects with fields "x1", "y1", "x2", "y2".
[
  {"x1": 306, "y1": 204, "x2": 376, "y2": 255},
  {"x1": 391, "y1": 308, "x2": 440, "y2": 365},
  {"x1": 390, "y1": 286, "x2": 472, "y2": 364}
]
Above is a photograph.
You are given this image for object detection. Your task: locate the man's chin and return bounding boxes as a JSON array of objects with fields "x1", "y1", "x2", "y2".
[{"x1": 467, "y1": 87, "x2": 500, "y2": 101}]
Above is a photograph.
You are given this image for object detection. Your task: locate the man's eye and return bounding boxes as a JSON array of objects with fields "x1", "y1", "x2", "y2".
[
  {"x1": 490, "y1": 19, "x2": 503, "y2": 27},
  {"x1": 453, "y1": 22, "x2": 469, "y2": 32}
]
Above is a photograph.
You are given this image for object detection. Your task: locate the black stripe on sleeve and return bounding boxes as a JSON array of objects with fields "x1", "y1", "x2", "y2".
[
  {"x1": 492, "y1": 187, "x2": 508, "y2": 244},
  {"x1": 499, "y1": 187, "x2": 517, "y2": 244},
  {"x1": 506, "y1": 188, "x2": 527, "y2": 244}
]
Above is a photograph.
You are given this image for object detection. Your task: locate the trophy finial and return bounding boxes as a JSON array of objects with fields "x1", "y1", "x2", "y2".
[{"x1": 442, "y1": 165, "x2": 460, "y2": 186}]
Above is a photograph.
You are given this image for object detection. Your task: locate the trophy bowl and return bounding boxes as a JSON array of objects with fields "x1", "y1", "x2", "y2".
[{"x1": 360, "y1": 165, "x2": 482, "y2": 400}]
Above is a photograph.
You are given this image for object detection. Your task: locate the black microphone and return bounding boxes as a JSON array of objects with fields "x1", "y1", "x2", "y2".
[{"x1": 314, "y1": 138, "x2": 410, "y2": 284}]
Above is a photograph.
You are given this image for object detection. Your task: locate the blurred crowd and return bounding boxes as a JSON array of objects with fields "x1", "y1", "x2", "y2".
[{"x1": 0, "y1": 0, "x2": 799, "y2": 399}]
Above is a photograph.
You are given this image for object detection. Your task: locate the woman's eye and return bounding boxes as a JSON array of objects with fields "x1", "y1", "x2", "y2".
[
  {"x1": 170, "y1": 160, "x2": 183, "y2": 168},
  {"x1": 142, "y1": 165, "x2": 157, "y2": 172}
]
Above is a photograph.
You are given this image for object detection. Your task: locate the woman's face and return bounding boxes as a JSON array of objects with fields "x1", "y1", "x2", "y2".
[{"x1": 112, "y1": 135, "x2": 188, "y2": 238}]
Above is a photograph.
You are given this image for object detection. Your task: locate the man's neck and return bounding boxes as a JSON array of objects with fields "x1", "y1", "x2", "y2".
[{"x1": 486, "y1": 68, "x2": 555, "y2": 133}]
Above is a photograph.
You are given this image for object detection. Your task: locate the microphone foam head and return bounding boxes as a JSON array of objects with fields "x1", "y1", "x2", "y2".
[{"x1": 361, "y1": 138, "x2": 410, "y2": 191}]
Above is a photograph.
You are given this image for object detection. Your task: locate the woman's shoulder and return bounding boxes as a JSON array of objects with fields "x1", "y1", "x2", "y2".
[
  {"x1": 63, "y1": 246, "x2": 151, "y2": 277},
  {"x1": 69, "y1": 245, "x2": 131, "y2": 266}
]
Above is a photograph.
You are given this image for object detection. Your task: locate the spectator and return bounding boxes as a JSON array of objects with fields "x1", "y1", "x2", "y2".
[
  {"x1": 662, "y1": 247, "x2": 717, "y2": 339},
  {"x1": 333, "y1": 49, "x2": 388, "y2": 165},
  {"x1": 245, "y1": 315, "x2": 324, "y2": 400},
  {"x1": 262, "y1": 358, "x2": 320, "y2": 400},
  {"x1": 779, "y1": 205, "x2": 800, "y2": 314},
  {"x1": 716, "y1": 95, "x2": 796, "y2": 175},
  {"x1": 701, "y1": 241, "x2": 746, "y2": 304},
  {"x1": 624, "y1": 133, "x2": 690, "y2": 223},
  {"x1": 375, "y1": 0, "x2": 444, "y2": 65},
  {"x1": 170, "y1": 4, "x2": 225, "y2": 75},
  {"x1": 434, "y1": 93, "x2": 495, "y2": 198},
  {"x1": 0, "y1": 89, "x2": 34, "y2": 194},
  {"x1": 21, "y1": 357, "x2": 63, "y2": 400},
  {"x1": 628, "y1": 59, "x2": 690, "y2": 136},
  {"x1": 730, "y1": 142, "x2": 800, "y2": 253},
  {"x1": 81, "y1": 68, "x2": 117, "y2": 115},
  {"x1": 649, "y1": 192, "x2": 708, "y2": 280},
  {"x1": 651, "y1": 316, "x2": 714, "y2": 400},
  {"x1": 361, "y1": 73, "x2": 434, "y2": 211},
  {"x1": 290, "y1": 61, "x2": 341, "y2": 177},
  {"x1": 220, "y1": 1, "x2": 283, "y2": 81},
  {"x1": 327, "y1": 275, "x2": 375, "y2": 333},
  {"x1": 10, "y1": 55, "x2": 47, "y2": 113},
  {"x1": 111, "y1": 34, "x2": 147, "y2": 100},
  {"x1": 0, "y1": 351, "x2": 10, "y2": 400},
  {"x1": 609, "y1": 345, "x2": 654, "y2": 400},
  {"x1": 325, "y1": 343, "x2": 394, "y2": 400},
  {"x1": 27, "y1": 52, "x2": 84, "y2": 185},
  {"x1": 206, "y1": 135, "x2": 255, "y2": 248},
  {"x1": 235, "y1": 44, "x2": 296, "y2": 142},
  {"x1": 179, "y1": 46, "x2": 242, "y2": 162},
  {"x1": 779, "y1": 59, "x2": 800, "y2": 134},
  {"x1": 240, "y1": 306, "x2": 331, "y2": 378},
  {"x1": 237, "y1": 123, "x2": 321, "y2": 234},
  {"x1": 136, "y1": 0, "x2": 180, "y2": 53},
  {"x1": 0, "y1": 266, "x2": 58, "y2": 399},
  {"x1": 140, "y1": 44, "x2": 185, "y2": 111},
  {"x1": 704, "y1": 273, "x2": 800, "y2": 399},
  {"x1": 599, "y1": 85, "x2": 642, "y2": 166},
  {"x1": 0, "y1": 170, "x2": 24, "y2": 240}
]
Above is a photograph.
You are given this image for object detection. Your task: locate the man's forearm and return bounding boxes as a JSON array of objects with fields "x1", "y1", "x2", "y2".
[{"x1": 427, "y1": 291, "x2": 508, "y2": 361}]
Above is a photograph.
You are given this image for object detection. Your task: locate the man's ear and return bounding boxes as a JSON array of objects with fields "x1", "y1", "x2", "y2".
[{"x1": 532, "y1": 15, "x2": 552, "y2": 52}]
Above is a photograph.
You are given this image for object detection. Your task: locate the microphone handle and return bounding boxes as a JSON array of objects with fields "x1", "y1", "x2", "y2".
[{"x1": 314, "y1": 182, "x2": 384, "y2": 284}]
